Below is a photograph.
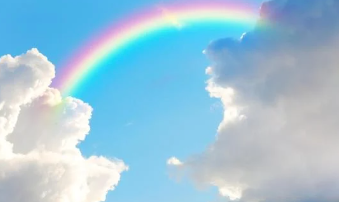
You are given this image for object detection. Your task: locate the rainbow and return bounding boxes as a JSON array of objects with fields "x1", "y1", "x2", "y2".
[{"x1": 54, "y1": 2, "x2": 258, "y2": 96}]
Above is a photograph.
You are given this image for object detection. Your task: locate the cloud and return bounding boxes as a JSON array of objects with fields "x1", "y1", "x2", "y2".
[
  {"x1": 124, "y1": 122, "x2": 133, "y2": 127},
  {"x1": 171, "y1": 0, "x2": 339, "y2": 202},
  {"x1": 157, "y1": 6, "x2": 185, "y2": 29},
  {"x1": 0, "y1": 49, "x2": 127, "y2": 202},
  {"x1": 167, "y1": 157, "x2": 183, "y2": 166}
]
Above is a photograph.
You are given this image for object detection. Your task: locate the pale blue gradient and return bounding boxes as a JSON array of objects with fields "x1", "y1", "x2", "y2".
[{"x1": 0, "y1": 0, "x2": 262, "y2": 201}]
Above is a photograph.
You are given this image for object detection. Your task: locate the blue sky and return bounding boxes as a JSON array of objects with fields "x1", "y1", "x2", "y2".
[{"x1": 0, "y1": 0, "x2": 261, "y2": 201}]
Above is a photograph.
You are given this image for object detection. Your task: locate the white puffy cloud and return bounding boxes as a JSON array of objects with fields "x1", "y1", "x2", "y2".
[
  {"x1": 0, "y1": 49, "x2": 55, "y2": 156},
  {"x1": 172, "y1": 0, "x2": 339, "y2": 202},
  {"x1": 167, "y1": 157, "x2": 183, "y2": 166},
  {"x1": 0, "y1": 49, "x2": 127, "y2": 202}
]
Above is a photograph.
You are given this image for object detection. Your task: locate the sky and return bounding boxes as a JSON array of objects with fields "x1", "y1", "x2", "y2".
[
  {"x1": 0, "y1": 0, "x2": 260, "y2": 201},
  {"x1": 2, "y1": 0, "x2": 339, "y2": 202}
]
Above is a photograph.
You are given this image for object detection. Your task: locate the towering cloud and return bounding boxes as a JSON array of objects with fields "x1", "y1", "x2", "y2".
[
  {"x1": 170, "y1": 0, "x2": 339, "y2": 201},
  {"x1": 0, "y1": 49, "x2": 127, "y2": 202}
]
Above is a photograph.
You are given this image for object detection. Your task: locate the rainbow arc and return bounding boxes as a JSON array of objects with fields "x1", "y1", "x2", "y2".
[{"x1": 54, "y1": 3, "x2": 258, "y2": 96}]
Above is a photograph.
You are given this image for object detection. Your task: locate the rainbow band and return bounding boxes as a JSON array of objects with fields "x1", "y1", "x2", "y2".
[{"x1": 55, "y1": 3, "x2": 258, "y2": 95}]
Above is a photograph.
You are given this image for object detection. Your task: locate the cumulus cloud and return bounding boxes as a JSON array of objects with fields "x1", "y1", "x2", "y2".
[
  {"x1": 171, "y1": 0, "x2": 339, "y2": 202},
  {"x1": 0, "y1": 49, "x2": 127, "y2": 202}
]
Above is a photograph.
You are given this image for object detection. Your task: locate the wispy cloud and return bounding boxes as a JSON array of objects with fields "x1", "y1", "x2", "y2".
[
  {"x1": 124, "y1": 122, "x2": 133, "y2": 127},
  {"x1": 156, "y1": 6, "x2": 185, "y2": 29}
]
